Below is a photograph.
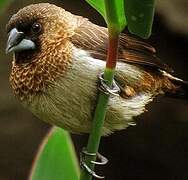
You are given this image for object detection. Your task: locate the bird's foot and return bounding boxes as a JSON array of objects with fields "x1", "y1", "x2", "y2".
[
  {"x1": 98, "y1": 73, "x2": 121, "y2": 96},
  {"x1": 80, "y1": 147, "x2": 108, "y2": 179}
]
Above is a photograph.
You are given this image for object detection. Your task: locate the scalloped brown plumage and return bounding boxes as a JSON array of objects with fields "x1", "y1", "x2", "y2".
[{"x1": 6, "y1": 3, "x2": 188, "y2": 135}]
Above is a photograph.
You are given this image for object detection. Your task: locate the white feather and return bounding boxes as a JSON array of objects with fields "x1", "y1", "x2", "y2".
[{"x1": 23, "y1": 47, "x2": 153, "y2": 135}]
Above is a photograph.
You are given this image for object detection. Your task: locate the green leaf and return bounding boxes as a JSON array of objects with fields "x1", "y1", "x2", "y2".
[
  {"x1": 85, "y1": 0, "x2": 127, "y2": 33},
  {"x1": 124, "y1": 0, "x2": 156, "y2": 38},
  {"x1": 85, "y1": 0, "x2": 105, "y2": 18},
  {"x1": 0, "y1": 0, "x2": 7, "y2": 7},
  {"x1": 29, "y1": 127, "x2": 80, "y2": 180}
]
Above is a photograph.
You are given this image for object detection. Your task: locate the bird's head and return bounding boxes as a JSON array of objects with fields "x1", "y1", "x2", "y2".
[
  {"x1": 6, "y1": 3, "x2": 86, "y2": 100},
  {"x1": 6, "y1": 3, "x2": 79, "y2": 65}
]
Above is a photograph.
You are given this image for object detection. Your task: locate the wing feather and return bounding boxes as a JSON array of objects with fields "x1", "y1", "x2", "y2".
[{"x1": 71, "y1": 18, "x2": 173, "y2": 73}]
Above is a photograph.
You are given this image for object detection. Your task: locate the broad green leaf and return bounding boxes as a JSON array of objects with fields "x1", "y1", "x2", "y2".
[
  {"x1": 124, "y1": 0, "x2": 156, "y2": 38},
  {"x1": 85, "y1": 0, "x2": 127, "y2": 33},
  {"x1": 85, "y1": 0, "x2": 105, "y2": 18},
  {"x1": 29, "y1": 127, "x2": 80, "y2": 180}
]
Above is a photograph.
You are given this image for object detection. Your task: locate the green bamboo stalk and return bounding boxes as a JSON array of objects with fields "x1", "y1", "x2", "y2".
[{"x1": 79, "y1": 1, "x2": 121, "y2": 180}]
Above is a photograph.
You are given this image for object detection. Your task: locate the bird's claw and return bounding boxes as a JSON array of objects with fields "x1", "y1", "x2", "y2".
[
  {"x1": 128, "y1": 122, "x2": 137, "y2": 126},
  {"x1": 81, "y1": 163, "x2": 105, "y2": 179},
  {"x1": 80, "y1": 147, "x2": 108, "y2": 179},
  {"x1": 98, "y1": 73, "x2": 121, "y2": 96}
]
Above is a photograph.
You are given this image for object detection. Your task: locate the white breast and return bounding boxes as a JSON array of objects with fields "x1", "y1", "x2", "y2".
[{"x1": 24, "y1": 47, "x2": 153, "y2": 135}]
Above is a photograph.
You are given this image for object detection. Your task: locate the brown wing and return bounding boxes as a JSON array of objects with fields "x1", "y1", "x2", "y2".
[{"x1": 71, "y1": 18, "x2": 173, "y2": 73}]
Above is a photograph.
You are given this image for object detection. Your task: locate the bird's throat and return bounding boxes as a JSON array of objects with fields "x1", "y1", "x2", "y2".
[{"x1": 14, "y1": 50, "x2": 37, "y2": 65}]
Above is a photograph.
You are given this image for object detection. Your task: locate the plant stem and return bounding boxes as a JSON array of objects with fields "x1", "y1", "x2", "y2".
[
  {"x1": 79, "y1": 0, "x2": 122, "y2": 179},
  {"x1": 80, "y1": 18, "x2": 119, "y2": 180}
]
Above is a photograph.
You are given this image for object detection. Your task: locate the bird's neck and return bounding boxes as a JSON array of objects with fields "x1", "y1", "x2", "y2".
[{"x1": 9, "y1": 41, "x2": 73, "y2": 101}]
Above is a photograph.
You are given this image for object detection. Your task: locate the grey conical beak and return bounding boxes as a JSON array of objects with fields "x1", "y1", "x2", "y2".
[{"x1": 6, "y1": 28, "x2": 36, "y2": 54}]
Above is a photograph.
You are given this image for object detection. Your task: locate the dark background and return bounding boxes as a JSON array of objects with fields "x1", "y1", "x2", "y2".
[{"x1": 0, "y1": 0, "x2": 188, "y2": 180}]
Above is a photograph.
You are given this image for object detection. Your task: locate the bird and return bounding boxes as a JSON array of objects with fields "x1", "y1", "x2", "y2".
[{"x1": 6, "y1": 3, "x2": 188, "y2": 136}]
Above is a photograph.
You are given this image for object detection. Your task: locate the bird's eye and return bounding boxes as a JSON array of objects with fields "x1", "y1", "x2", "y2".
[{"x1": 31, "y1": 23, "x2": 42, "y2": 33}]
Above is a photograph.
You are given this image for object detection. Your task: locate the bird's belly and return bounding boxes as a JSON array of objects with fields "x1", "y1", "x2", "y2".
[{"x1": 25, "y1": 50, "x2": 153, "y2": 135}]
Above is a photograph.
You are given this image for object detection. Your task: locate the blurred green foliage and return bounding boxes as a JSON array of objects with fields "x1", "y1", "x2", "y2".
[
  {"x1": 30, "y1": 128, "x2": 80, "y2": 180},
  {"x1": 0, "y1": 0, "x2": 13, "y2": 14},
  {"x1": 86, "y1": 0, "x2": 127, "y2": 33},
  {"x1": 125, "y1": 0, "x2": 155, "y2": 38},
  {"x1": 86, "y1": 0, "x2": 155, "y2": 38}
]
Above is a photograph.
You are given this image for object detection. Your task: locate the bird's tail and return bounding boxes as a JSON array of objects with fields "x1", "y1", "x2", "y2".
[{"x1": 163, "y1": 71, "x2": 188, "y2": 99}]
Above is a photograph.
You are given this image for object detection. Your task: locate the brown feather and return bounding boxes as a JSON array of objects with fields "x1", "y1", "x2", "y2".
[
  {"x1": 71, "y1": 19, "x2": 173, "y2": 73},
  {"x1": 6, "y1": 3, "x2": 188, "y2": 135}
]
